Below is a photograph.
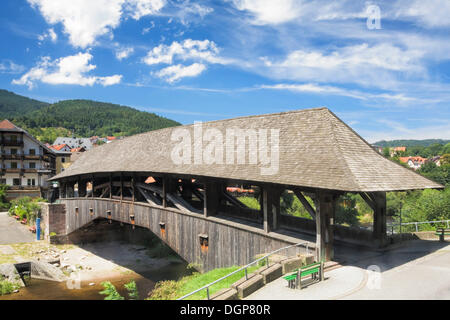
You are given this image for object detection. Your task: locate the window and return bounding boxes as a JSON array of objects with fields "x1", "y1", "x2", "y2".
[
  {"x1": 61, "y1": 157, "x2": 66, "y2": 163},
  {"x1": 0, "y1": 179, "x2": 6, "y2": 185},
  {"x1": 29, "y1": 162, "x2": 36, "y2": 169},
  {"x1": 27, "y1": 179, "x2": 36, "y2": 186},
  {"x1": 11, "y1": 162, "x2": 17, "y2": 169},
  {"x1": 10, "y1": 135, "x2": 17, "y2": 142},
  {"x1": 13, "y1": 178, "x2": 20, "y2": 186},
  {"x1": 29, "y1": 149, "x2": 36, "y2": 155},
  {"x1": 10, "y1": 149, "x2": 17, "y2": 155}
]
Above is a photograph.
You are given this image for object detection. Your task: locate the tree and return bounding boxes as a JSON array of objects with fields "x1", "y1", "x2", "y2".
[{"x1": 441, "y1": 154, "x2": 450, "y2": 165}]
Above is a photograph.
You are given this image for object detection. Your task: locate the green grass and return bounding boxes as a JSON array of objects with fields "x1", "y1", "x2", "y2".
[
  {"x1": 237, "y1": 196, "x2": 260, "y2": 210},
  {"x1": 148, "y1": 264, "x2": 260, "y2": 300},
  {"x1": 0, "y1": 277, "x2": 20, "y2": 296}
]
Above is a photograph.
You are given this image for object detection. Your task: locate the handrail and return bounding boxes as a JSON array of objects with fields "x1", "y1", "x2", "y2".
[
  {"x1": 177, "y1": 241, "x2": 311, "y2": 300},
  {"x1": 387, "y1": 219, "x2": 450, "y2": 233}
]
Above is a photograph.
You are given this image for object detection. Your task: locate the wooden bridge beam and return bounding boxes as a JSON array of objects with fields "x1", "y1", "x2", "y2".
[
  {"x1": 78, "y1": 179, "x2": 87, "y2": 197},
  {"x1": 59, "y1": 182, "x2": 66, "y2": 199},
  {"x1": 314, "y1": 190, "x2": 337, "y2": 262},
  {"x1": 262, "y1": 185, "x2": 282, "y2": 233},
  {"x1": 293, "y1": 188, "x2": 316, "y2": 220},
  {"x1": 370, "y1": 191, "x2": 387, "y2": 248},
  {"x1": 203, "y1": 180, "x2": 222, "y2": 217}
]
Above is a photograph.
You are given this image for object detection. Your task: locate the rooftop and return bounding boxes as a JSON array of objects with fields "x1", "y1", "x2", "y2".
[{"x1": 50, "y1": 107, "x2": 443, "y2": 192}]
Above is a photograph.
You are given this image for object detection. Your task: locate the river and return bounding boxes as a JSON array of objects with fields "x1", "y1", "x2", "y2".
[{"x1": 1, "y1": 261, "x2": 191, "y2": 300}]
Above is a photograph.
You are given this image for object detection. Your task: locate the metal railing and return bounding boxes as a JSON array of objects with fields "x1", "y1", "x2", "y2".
[
  {"x1": 177, "y1": 241, "x2": 312, "y2": 300},
  {"x1": 387, "y1": 219, "x2": 450, "y2": 234}
]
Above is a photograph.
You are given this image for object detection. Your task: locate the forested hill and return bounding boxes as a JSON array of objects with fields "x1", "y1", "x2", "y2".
[
  {"x1": 0, "y1": 90, "x2": 180, "y2": 143},
  {"x1": 15, "y1": 100, "x2": 180, "y2": 137},
  {"x1": 0, "y1": 89, "x2": 49, "y2": 118},
  {"x1": 374, "y1": 139, "x2": 450, "y2": 147}
]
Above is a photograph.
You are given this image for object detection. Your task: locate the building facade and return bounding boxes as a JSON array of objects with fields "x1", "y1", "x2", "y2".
[{"x1": 0, "y1": 120, "x2": 56, "y2": 200}]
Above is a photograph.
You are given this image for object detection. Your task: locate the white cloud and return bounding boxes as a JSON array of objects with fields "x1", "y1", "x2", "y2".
[
  {"x1": 0, "y1": 60, "x2": 25, "y2": 74},
  {"x1": 154, "y1": 63, "x2": 206, "y2": 83},
  {"x1": 259, "y1": 83, "x2": 426, "y2": 104},
  {"x1": 12, "y1": 52, "x2": 122, "y2": 88},
  {"x1": 394, "y1": 0, "x2": 450, "y2": 28},
  {"x1": 143, "y1": 39, "x2": 230, "y2": 65},
  {"x1": 259, "y1": 43, "x2": 425, "y2": 89},
  {"x1": 28, "y1": 0, "x2": 166, "y2": 48},
  {"x1": 173, "y1": 1, "x2": 214, "y2": 25},
  {"x1": 38, "y1": 28, "x2": 57, "y2": 43},
  {"x1": 115, "y1": 47, "x2": 135, "y2": 60},
  {"x1": 124, "y1": 0, "x2": 166, "y2": 20},
  {"x1": 232, "y1": 0, "x2": 302, "y2": 24}
]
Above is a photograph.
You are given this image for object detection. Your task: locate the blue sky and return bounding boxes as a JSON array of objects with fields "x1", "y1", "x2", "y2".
[{"x1": 0, "y1": 0, "x2": 449, "y2": 143}]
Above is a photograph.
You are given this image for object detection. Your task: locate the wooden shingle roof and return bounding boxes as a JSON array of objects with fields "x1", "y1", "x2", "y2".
[{"x1": 51, "y1": 108, "x2": 443, "y2": 192}]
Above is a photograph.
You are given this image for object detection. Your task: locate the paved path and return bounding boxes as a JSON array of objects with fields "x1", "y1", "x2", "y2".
[
  {"x1": 246, "y1": 241, "x2": 450, "y2": 300},
  {"x1": 0, "y1": 211, "x2": 35, "y2": 244}
]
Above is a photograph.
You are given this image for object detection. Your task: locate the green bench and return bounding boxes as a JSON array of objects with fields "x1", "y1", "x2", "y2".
[
  {"x1": 435, "y1": 228, "x2": 450, "y2": 242},
  {"x1": 283, "y1": 261, "x2": 324, "y2": 289}
]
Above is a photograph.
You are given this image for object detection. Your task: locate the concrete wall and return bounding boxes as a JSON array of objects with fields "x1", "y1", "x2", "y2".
[{"x1": 54, "y1": 198, "x2": 313, "y2": 271}]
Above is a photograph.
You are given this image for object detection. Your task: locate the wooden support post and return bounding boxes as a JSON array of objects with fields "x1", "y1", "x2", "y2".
[
  {"x1": 120, "y1": 173, "x2": 123, "y2": 201},
  {"x1": 262, "y1": 186, "x2": 280, "y2": 233},
  {"x1": 272, "y1": 188, "x2": 281, "y2": 231},
  {"x1": 314, "y1": 190, "x2": 336, "y2": 262},
  {"x1": 162, "y1": 176, "x2": 167, "y2": 208},
  {"x1": 131, "y1": 174, "x2": 135, "y2": 202},
  {"x1": 371, "y1": 191, "x2": 387, "y2": 248},
  {"x1": 203, "y1": 180, "x2": 221, "y2": 217},
  {"x1": 91, "y1": 175, "x2": 95, "y2": 198},
  {"x1": 59, "y1": 182, "x2": 66, "y2": 199},
  {"x1": 78, "y1": 179, "x2": 87, "y2": 197},
  {"x1": 109, "y1": 173, "x2": 112, "y2": 199},
  {"x1": 181, "y1": 179, "x2": 192, "y2": 201}
]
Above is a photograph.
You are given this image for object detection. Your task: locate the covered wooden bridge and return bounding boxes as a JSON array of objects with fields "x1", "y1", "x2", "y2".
[{"x1": 48, "y1": 107, "x2": 442, "y2": 270}]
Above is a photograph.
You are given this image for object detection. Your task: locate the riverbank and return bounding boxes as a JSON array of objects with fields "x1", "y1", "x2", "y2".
[{"x1": 0, "y1": 240, "x2": 190, "y2": 300}]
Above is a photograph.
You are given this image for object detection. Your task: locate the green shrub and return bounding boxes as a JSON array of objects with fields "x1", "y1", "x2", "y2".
[
  {"x1": 8, "y1": 196, "x2": 42, "y2": 224},
  {"x1": 99, "y1": 281, "x2": 124, "y2": 300},
  {"x1": 124, "y1": 280, "x2": 139, "y2": 300},
  {"x1": 0, "y1": 277, "x2": 20, "y2": 296}
]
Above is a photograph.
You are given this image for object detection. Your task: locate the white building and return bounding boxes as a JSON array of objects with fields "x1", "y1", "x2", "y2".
[{"x1": 0, "y1": 120, "x2": 56, "y2": 200}]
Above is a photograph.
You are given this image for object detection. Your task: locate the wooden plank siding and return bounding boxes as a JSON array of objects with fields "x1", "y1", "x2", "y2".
[{"x1": 60, "y1": 198, "x2": 313, "y2": 271}]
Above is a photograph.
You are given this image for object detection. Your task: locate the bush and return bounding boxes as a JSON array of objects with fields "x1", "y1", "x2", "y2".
[
  {"x1": 8, "y1": 196, "x2": 42, "y2": 224},
  {"x1": 99, "y1": 281, "x2": 124, "y2": 300},
  {"x1": 0, "y1": 277, "x2": 20, "y2": 296}
]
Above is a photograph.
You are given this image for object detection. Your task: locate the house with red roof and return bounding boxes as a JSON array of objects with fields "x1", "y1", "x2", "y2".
[{"x1": 399, "y1": 156, "x2": 428, "y2": 170}]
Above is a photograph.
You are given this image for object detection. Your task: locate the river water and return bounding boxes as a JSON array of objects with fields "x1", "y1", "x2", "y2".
[{"x1": 1, "y1": 261, "x2": 191, "y2": 300}]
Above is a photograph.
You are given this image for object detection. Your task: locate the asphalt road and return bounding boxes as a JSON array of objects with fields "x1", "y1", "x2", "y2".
[{"x1": 0, "y1": 211, "x2": 36, "y2": 244}]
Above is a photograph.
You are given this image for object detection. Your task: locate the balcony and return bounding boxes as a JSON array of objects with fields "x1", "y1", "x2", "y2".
[
  {"x1": 8, "y1": 185, "x2": 41, "y2": 191},
  {"x1": 1, "y1": 154, "x2": 23, "y2": 160},
  {"x1": 23, "y1": 154, "x2": 42, "y2": 160},
  {"x1": 3, "y1": 168, "x2": 21, "y2": 174},
  {"x1": 2, "y1": 139, "x2": 24, "y2": 147}
]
